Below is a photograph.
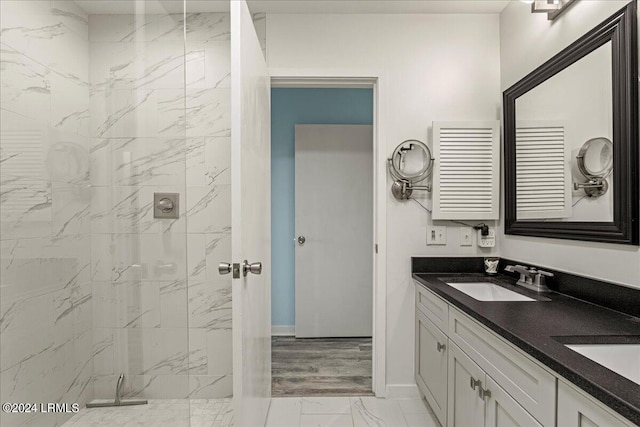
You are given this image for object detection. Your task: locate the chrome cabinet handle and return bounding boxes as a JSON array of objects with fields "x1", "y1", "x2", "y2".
[
  {"x1": 242, "y1": 260, "x2": 262, "y2": 276},
  {"x1": 297, "y1": 236, "x2": 306, "y2": 245},
  {"x1": 479, "y1": 386, "x2": 492, "y2": 400},
  {"x1": 470, "y1": 377, "x2": 481, "y2": 391},
  {"x1": 218, "y1": 262, "x2": 232, "y2": 275},
  {"x1": 437, "y1": 342, "x2": 446, "y2": 352}
]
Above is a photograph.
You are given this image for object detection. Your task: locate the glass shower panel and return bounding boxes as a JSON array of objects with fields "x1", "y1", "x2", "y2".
[
  {"x1": 87, "y1": 0, "x2": 190, "y2": 407},
  {"x1": 0, "y1": 0, "x2": 192, "y2": 426}
]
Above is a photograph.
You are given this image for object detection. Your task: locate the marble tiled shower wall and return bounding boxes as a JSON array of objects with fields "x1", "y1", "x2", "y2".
[
  {"x1": 0, "y1": 1, "x2": 93, "y2": 426},
  {"x1": 88, "y1": 12, "x2": 233, "y2": 399}
]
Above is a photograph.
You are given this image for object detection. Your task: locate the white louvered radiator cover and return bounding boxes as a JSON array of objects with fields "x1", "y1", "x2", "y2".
[
  {"x1": 432, "y1": 121, "x2": 500, "y2": 220},
  {"x1": 515, "y1": 122, "x2": 571, "y2": 220}
]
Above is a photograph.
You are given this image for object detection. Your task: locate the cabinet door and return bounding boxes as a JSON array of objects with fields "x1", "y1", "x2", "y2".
[
  {"x1": 447, "y1": 342, "x2": 485, "y2": 427},
  {"x1": 557, "y1": 381, "x2": 631, "y2": 427},
  {"x1": 416, "y1": 310, "x2": 448, "y2": 425},
  {"x1": 485, "y1": 377, "x2": 542, "y2": 427}
]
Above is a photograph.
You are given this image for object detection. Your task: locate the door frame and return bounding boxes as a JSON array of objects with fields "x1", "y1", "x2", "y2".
[{"x1": 270, "y1": 69, "x2": 387, "y2": 397}]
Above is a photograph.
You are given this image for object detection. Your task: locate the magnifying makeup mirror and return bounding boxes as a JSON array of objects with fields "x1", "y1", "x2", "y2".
[
  {"x1": 387, "y1": 140, "x2": 434, "y2": 200},
  {"x1": 574, "y1": 137, "x2": 613, "y2": 197}
]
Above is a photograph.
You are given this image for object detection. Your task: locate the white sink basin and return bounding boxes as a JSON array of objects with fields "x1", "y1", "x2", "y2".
[
  {"x1": 566, "y1": 344, "x2": 640, "y2": 386},
  {"x1": 446, "y1": 282, "x2": 535, "y2": 302}
]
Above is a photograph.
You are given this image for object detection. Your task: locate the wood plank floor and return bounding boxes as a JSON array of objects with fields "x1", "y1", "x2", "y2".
[{"x1": 271, "y1": 337, "x2": 373, "y2": 397}]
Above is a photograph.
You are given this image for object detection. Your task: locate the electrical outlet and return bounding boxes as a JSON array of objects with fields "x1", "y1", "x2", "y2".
[
  {"x1": 460, "y1": 228, "x2": 473, "y2": 246},
  {"x1": 477, "y1": 228, "x2": 496, "y2": 248},
  {"x1": 427, "y1": 226, "x2": 447, "y2": 245}
]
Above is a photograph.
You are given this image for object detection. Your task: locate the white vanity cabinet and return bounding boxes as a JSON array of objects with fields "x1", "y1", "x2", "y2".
[
  {"x1": 415, "y1": 282, "x2": 554, "y2": 427},
  {"x1": 448, "y1": 342, "x2": 541, "y2": 427},
  {"x1": 414, "y1": 281, "x2": 639, "y2": 427},
  {"x1": 557, "y1": 380, "x2": 633, "y2": 427}
]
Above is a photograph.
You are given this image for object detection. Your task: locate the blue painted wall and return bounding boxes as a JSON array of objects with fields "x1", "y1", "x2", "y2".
[{"x1": 271, "y1": 88, "x2": 374, "y2": 327}]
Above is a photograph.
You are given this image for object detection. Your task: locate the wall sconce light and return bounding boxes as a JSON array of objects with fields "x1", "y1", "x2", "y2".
[{"x1": 526, "y1": 0, "x2": 578, "y2": 20}]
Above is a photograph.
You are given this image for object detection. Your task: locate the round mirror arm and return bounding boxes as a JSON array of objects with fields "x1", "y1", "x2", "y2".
[
  {"x1": 573, "y1": 179, "x2": 609, "y2": 198},
  {"x1": 410, "y1": 184, "x2": 432, "y2": 191},
  {"x1": 390, "y1": 179, "x2": 432, "y2": 201}
]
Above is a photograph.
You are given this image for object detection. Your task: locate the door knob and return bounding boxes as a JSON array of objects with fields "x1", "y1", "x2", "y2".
[
  {"x1": 297, "y1": 236, "x2": 306, "y2": 245},
  {"x1": 242, "y1": 260, "x2": 262, "y2": 276},
  {"x1": 218, "y1": 262, "x2": 232, "y2": 275}
]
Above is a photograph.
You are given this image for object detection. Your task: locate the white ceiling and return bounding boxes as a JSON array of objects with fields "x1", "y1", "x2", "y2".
[{"x1": 75, "y1": 0, "x2": 511, "y2": 15}]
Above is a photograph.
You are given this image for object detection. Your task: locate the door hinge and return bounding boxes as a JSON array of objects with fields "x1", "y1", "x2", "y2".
[{"x1": 375, "y1": 244, "x2": 378, "y2": 254}]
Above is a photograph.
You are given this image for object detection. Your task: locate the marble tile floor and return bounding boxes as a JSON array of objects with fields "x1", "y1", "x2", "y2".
[
  {"x1": 62, "y1": 399, "x2": 233, "y2": 427},
  {"x1": 266, "y1": 396, "x2": 438, "y2": 427},
  {"x1": 62, "y1": 396, "x2": 436, "y2": 427}
]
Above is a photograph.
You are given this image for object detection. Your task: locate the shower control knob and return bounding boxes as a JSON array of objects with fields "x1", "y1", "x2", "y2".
[
  {"x1": 157, "y1": 198, "x2": 174, "y2": 213},
  {"x1": 153, "y1": 193, "x2": 179, "y2": 219},
  {"x1": 218, "y1": 262, "x2": 232, "y2": 275}
]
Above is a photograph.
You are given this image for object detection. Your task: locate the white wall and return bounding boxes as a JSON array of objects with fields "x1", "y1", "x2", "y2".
[
  {"x1": 266, "y1": 14, "x2": 501, "y2": 388},
  {"x1": 499, "y1": 0, "x2": 640, "y2": 289}
]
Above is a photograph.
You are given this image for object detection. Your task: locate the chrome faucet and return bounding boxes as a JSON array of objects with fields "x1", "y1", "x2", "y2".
[{"x1": 504, "y1": 264, "x2": 553, "y2": 293}]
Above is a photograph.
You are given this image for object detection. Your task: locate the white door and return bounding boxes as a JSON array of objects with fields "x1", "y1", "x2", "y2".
[
  {"x1": 230, "y1": 1, "x2": 271, "y2": 425},
  {"x1": 295, "y1": 124, "x2": 373, "y2": 338}
]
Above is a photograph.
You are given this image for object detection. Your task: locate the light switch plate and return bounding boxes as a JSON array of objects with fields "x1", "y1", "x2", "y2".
[
  {"x1": 427, "y1": 226, "x2": 447, "y2": 245},
  {"x1": 460, "y1": 228, "x2": 473, "y2": 246},
  {"x1": 477, "y1": 228, "x2": 495, "y2": 248}
]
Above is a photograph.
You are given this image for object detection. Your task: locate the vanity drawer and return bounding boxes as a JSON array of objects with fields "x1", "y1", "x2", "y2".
[
  {"x1": 448, "y1": 307, "x2": 556, "y2": 427},
  {"x1": 415, "y1": 281, "x2": 449, "y2": 333}
]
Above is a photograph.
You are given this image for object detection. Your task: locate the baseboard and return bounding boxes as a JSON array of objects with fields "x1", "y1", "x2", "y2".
[
  {"x1": 385, "y1": 384, "x2": 420, "y2": 398},
  {"x1": 271, "y1": 325, "x2": 295, "y2": 336}
]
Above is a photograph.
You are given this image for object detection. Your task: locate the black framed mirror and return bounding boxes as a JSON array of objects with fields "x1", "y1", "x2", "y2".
[{"x1": 504, "y1": 1, "x2": 638, "y2": 245}]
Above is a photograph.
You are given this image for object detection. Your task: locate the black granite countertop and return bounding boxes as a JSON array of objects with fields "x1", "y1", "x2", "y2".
[{"x1": 413, "y1": 272, "x2": 640, "y2": 426}]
